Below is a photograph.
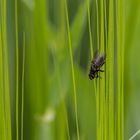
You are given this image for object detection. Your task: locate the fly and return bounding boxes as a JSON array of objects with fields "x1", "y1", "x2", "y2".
[{"x1": 89, "y1": 50, "x2": 106, "y2": 80}]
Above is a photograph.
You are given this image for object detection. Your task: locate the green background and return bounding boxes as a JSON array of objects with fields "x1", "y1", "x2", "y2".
[{"x1": 0, "y1": 0, "x2": 140, "y2": 140}]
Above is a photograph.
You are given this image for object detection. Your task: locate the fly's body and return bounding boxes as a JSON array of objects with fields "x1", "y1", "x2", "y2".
[{"x1": 89, "y1": 51, "x2": 106, "y2": 80}]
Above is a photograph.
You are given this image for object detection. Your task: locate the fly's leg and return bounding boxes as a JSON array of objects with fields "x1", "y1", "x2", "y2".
[
  {"x1": 100, "y1": 61, "x2": 105, "y2": 67},
  {"x1": 96, "y1": 68, "x2": 104, "y2": 72},
  {"x1": 99, "y1": 69, "x2": 104, "y2": 72},
  {"x1": 95, "y1": 73, "x2": 101, "y2": 78}
]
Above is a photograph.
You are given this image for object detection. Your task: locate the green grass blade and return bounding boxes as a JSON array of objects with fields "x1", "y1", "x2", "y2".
[
  {"x1": 87, "y1": 0, "x2": 93, "y2": 59},
  {"x1": 87, "y1": 1, "x2": 99, "y2": 139},
  {"x1": 14, "y1": 0, "x2": 19, "y2": 139},
  {"x1": 121, "y1": 0, "x2": 125, "y2": 139},
  {"x1": 116, "y1": 0, "x2": 121, "y2": 138},
  {"x1": 116, "y1": 0, "x2": 125, "y2": 139},
  {"x1": 95, "y1": 0, "x2": 100, "y2": 139},
  {"x1": 64, "y1": 0, "x2": 80, "y2": 139},
  {"x1": 1, "y1": 0, "x2": 12, "y2": 139},
  {"x1": 0, "y1": 20, "x2": 7, "y2": 140},
  {"x1": 95, "y1": 0, "x2": 99, "y2": 49},
  {"x1": 104, "y1": 0, "x2": 108, "y2": 139},
  {"x1": 21, "y1": 32, "x2": 25, "y2": 140},
  {"x1": 99, "y1": 0, "x2": 105, "y2": 139},
  {"x1": 108, "y1": 0, "x2": 115, "y2": 139}
]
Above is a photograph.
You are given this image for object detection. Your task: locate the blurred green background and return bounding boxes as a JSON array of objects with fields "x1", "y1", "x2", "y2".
[{"x1": 0, "y1": 0, "x2": 140, "y2": 140}]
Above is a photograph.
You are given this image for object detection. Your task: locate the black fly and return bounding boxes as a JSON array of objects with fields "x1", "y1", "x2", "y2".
[{"x1": 89, "y1": 51, "x2": 106, "y2": 80}]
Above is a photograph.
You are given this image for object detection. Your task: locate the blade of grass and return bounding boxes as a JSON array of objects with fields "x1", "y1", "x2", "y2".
[
  {"x1": 99, "y1": 0, "x2": 105, "y2": 139},
  {"x1": 129, "y1": 129, "x2": 140, "y2": 140},
  {"x1": 104, "y1": 0, "x2": 108, "y2": 139},
  {"x1": 14, "y1": 0, "x2": 19, "y2": 139},
  {"x1": 87, "y1": 0, "x2": 93, "y2": 59},
  {"x1": 64, "y1": 0, "x2": 80, "y2": 140},
  {"x1": 102, "y1": 1, "x2": 110, "y2": 140},
  {"x1": 108, "y1": 0, "x2": 115, "y2": 139},
  {"x1": 116, "y1": 0, "x2": 125, "y2": 139},
  {"x1": 95, "y1": 0, "x2": 99, "y2": 49},
  {"x1": 95, "y1": 0, "x2": 100, "y2": 139},
  {"x1": 21, "y1": 32, "x2": 25, "y2": 140},
  {"x1": 1, "y1": 0, "x2": 12, "y2": 139},
  {"x1": 121, "y1": 0, "x2": 125, "y2": 139},
  {"x1": 87, "y1": 0, "x2": 98, "y2": 139},
  {"x1": 0, "y1": 20, "x2": 6, "y2": 140},
  {"x1": 116, "y1": 0, "x2": 121, "y2": 138},
  {"x1": 34, "y1": 0, "x2": 48, "y2": 110}
]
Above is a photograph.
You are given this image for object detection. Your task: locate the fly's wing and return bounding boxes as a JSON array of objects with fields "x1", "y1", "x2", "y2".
[
  {"x1": 93, "y1": 50, "x2": 100, "y2": 60},
  {"x1": 91, "y1": 50, "x2": 99, "y2": 63},
  {"x1": 94, "y1": 52, "x2": 106, "y2": 67}
]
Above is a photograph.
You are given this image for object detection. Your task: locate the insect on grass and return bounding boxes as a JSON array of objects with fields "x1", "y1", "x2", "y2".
[{"x1": 89, "y1": 51, "x2": 106, "y2": 80}]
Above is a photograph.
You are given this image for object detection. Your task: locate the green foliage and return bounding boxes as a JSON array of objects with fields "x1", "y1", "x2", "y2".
[{"x1": 1, "y1": 0, "x2": 140, "y2": 140}]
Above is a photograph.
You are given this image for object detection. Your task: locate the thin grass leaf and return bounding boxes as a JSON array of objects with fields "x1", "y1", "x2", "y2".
[
  {"x1": 116, "y1": 0, "x2": 121, "y2": 138},
  {"x1": 87, "y1": 0, "x2": 93, "y2": 59},
  {"x1": 107, "y1": 0, "x2": 115, "y2": 139},
  {"x1": 116, "y1": 0, "x2": 125, "y2": 139},
  {"x1": 87, "y1": 1, "x2": 98, "y2": 139},
  {"x1": 121, "y1": 0, "x2": 125, "y2": 139},
  {"x1": 14, "y1": 0, "x2": 19, "y2": 139},
  {"x1": 99, "y1": 0, "x2": 105, "y2": 139},
  {"x1": 0, "y1": 20, "x2": 7, "y2": 140},
  {"x1": 33, "y1": 0, "x2": 48, "y2": 111},
  {"x1": 104, "y1": 0, "x2": 108, "y2": 139},
  {"x1": 21, "y1": 32, "x2": 25, "y2": 140},
  {"x1": 1, "y1": 0, "x2": 12, "y2": 139},
  {"x1": 64, "y1": 0, "x2": 80, "y2": 139},
  {"x1": 129, "y1": 129, "x2": 140, "y2": 140},
  {"x1": 95, "y1": 0, "x2": 100, "y2": 139}
]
